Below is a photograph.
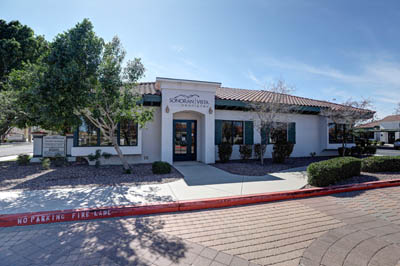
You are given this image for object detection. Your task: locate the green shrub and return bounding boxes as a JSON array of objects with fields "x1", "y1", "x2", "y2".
[
  {"x1": 272, "y1": 141, "x2": 294, "y2": 163},
  {"x1": 363, "y1": 145, "x2": 377, "y2": 155},
  {"x1": 350, "y1": 146, "x2": 362, "y2": 157},
  {"x1": 338, "y1": 147, "x2": 351, "y2": 156},
  {"x1": 88, "y1": 149, "x2": 112, "y2": 166},
  {"x1": 124, "y1": 168, "x2": 132, "y2": 174},
  {"x1": 379, "y1": 141, "x2": 385, "y2": 146},
  {"x1": 51, "y1": 154, "x2": 67, "y2": 167},
  {"x1": 361, "y1": 156, "x2": 400, "y2": 172},
  {"x1": 41, "y1": 158, "x2": 51, "y2": 170},
  {"x1": 218, "y1": 143, "x2": 233, "y2": 163},
  {"x1": 307, "y1": 157, "x2": 362, "y2": 187},
  {"x1": 239, "y1": 145, "x2": 252, "y2": 161},
  {"x1": 152, "y1": 161, "x2": 171, "y2": 174},
  {"x1": 17, "y1": 154, "x2": 31, "y2": 165},
  {"x1": 102, "y1": 152, "x2": 112, "y2": 159},
  {"x1": 88, "y1": 149, "x2": 102, "y2": 162},
  {"x1": 254, "y1": 144, "x2": 266, "y2": 161}
]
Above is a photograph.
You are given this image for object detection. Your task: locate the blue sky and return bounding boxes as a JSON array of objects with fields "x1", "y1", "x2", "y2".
[{"x1": 2, "y1": 0, "x2": 400, "y2": 118}]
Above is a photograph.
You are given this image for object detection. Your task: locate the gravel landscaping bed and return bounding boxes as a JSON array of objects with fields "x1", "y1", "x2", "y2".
[
  {"x1": 212, "y1": 156, "x2": 335, "y2": 176},
  {"x1": 0, "y1": 161, "x2": 183, "y2": 191}
]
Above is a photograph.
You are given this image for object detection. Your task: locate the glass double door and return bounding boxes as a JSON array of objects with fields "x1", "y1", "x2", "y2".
[{"x1": 173, "y1": 120, "x2": 197, "y2": 161}]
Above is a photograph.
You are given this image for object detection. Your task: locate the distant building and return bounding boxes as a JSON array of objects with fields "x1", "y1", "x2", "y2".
[{"x1": 357, "y1": 115, "x2": 400, "y2": 144}]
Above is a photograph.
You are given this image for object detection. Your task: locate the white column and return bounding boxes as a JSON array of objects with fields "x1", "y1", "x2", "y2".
[
  {"x1": 32, "y1": 133, "x2": 45, "y2": 157},
  {"x1": 204, "y1": 112, "x2": 215, "y2": 164},
  {"x1": 161, "y1": 111, "x2": 173, "y2": 164}
]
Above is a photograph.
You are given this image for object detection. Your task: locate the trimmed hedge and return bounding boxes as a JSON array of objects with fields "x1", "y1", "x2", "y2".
[
  {"x1": 307, "y1": 157, "x2": 362, "y2": 187},
  {"x1": 272, "y1": 141, "x2": 294, "y2": 163},
  {"x1": 361, "y1": 156, "x2": 400, "y2": 173},
  {"x1": 218, "y1": 143, "x2": 233, "y2": 163},
  {"x1": 239, "y1": 145, "x2": 252, "y2": 161},
  {"x1": 152, "y1": 161, "x2": 171, "y2": 174}
]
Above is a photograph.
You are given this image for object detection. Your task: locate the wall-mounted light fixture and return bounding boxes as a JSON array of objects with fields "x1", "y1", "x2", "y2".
[
  {"x1": 165, "y1": 105, "x2": 170, "y2": 113},
  {"x1": 209, "y1": 107, "x2": 213, "y2": 114}
]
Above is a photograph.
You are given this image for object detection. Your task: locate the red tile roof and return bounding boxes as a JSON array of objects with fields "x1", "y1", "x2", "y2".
[
  {"x1": 136, "y1": 82, "x2": 372, "y2": 113},
  {"x1": 357, "y1": 115, "x2": 400, "y2": 128},
  {"x1": 381, "y1": 115, "x2": 400, "y2": 122},
  {"x1": 357, "y1": 121, "x2": 381, "y2": 128},
  {"x1": 137, "y1": 82, "x2": 161, "y2": 95}
]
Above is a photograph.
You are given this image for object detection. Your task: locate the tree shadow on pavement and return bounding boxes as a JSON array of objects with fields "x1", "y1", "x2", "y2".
[
  {"x1": 0, "y1": 215, "x2": 188, "y2": 265},
  {"x1": 0, "y1": 184, "x2": 175, "y2": 215}
]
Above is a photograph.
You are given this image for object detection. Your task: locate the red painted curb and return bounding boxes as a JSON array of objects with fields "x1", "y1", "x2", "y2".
[
  {"x1": 1, "y1": 179, "x2": 400, "y2": 227},
  {"x1": 0, "y1": 202, "x2": 179, "y2": 227}
]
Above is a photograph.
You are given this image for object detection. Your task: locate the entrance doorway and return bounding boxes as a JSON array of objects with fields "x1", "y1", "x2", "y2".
[{"x1": 173, "y1": 120, "x2": 197, "y2": 161}]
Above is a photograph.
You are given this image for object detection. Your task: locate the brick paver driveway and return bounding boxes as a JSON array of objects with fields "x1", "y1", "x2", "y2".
[{"x1": 2, "y1": 186, "x2": 400, "y2": 266}]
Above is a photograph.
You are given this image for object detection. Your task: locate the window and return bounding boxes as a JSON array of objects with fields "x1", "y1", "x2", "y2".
[
  {"x1": 78, "y1": 119, "x2": 99, "y2": 146},
  {"x1": 328, "y1": 123, "x2": 354, "y2": 144},
  {"x1": 233, "y1": 121, "x2": 244, "y2": 144},
  {"x1": 119, "y1": 120, "x2": 138, "y2": 146},
  {"x1": 221, "y1": 121, "x2": 232, "y2": 144},
  {"x1": 270, "y1": 123, "x2": 288, "y2": 144},
  {"x1": 221, "y1": 120, "x2": 243, "y2": 145},
  {"x1": 99, "y1": 131, "x2": 116, "y2": 146},
  {"x1": 76, "y1": 119, "x2": 138, "y2": 147}
]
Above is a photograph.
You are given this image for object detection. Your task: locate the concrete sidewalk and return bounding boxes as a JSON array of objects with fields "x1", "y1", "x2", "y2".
[{"x1": 0, "y1": 162, "x2": 307, "y2": 215}]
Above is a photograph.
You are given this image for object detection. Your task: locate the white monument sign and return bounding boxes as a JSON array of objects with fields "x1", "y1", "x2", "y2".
[{"x1": 43, "y1": 135, "x2": 66, "y2": 157}]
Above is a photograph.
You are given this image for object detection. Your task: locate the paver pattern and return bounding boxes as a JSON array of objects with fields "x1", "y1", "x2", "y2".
[{"x1": 1, "y1": 186, "x2": 400, "y2": 265}]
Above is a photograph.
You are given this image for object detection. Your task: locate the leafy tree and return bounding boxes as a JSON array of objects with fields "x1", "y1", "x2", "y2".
[
  {"x1": 0, "y1": 20, "x2": 48, "y2": 141},
  {"x1": 0, "y1": 19, "x2": 47, "y2": 90},
  {"x1": 77, "y1": 36, "x2": 153, "y2": 171},
  {"x1": 0, "y1": 90, "x2": 17, "y2": 142},
  {"x1": 36, "y1": 18, "x2": 103, "y2": 133},
  {"x1": 5, "y1": 62, "x2": 47, "y2": 128}
]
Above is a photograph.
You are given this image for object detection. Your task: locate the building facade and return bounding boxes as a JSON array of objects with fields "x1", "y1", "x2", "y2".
[
  {"x1": 358, "y1": 115, "x2": 400, "y2": 144},
  {"x1": 41, "y1": 77, "x2": 371, "y2": 165}
]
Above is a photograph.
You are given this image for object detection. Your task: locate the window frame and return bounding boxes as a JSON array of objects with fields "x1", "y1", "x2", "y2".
[
  {"x1": 269, "y1": 123, "x2": 288, "y2": 144},
  {"x1": 75, "y1": 119, "x2": 139, "y2": 147},
  {"x1": 328, "y1": 123, "x2": 354, "y2": 144},
  {"x1": 221, "y1": 120, "x2": 244, "y2": 145}
]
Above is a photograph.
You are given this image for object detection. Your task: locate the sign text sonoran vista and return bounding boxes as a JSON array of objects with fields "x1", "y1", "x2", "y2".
[{"x1": 169, "y1": 94, "x2": 210, "y2": 106}]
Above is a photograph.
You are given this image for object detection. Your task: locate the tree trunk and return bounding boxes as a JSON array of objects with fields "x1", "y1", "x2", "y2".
[
  {"x1": 112, "y1": 138, "x2": 131, "y2": 171},
  {"x1": 28, "y1": 127, "x2": 32, "y2": 142},
  {"x1": 260, "y1": 149, "x2": 264, "y2": 166},
  {"x1": 260, "y1": 144, "x2": 266, "y2": 165},
  {"x1": 342, "y1": 126, "x2": 346, "y2": 157}
]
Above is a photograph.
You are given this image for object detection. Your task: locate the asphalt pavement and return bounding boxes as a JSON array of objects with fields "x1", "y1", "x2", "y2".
[
  {"x1": 0, "y1": 142, "x2": 33, "y2": 157},
  {"x1": 376, "y1": 148, "x2": 400, "y2": 156}
]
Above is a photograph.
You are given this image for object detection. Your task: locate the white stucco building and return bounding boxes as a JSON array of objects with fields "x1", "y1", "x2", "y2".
[
  {"x1": 357, "y1": 115, "x2": 400, "y2": 144},
  {"x1": 32, "y1": 77, "x2": 374, "y2": 164}
]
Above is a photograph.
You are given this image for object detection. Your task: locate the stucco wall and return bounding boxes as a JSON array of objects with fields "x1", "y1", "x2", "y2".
[
  {"x1": 71, "y1": 107, "x2": 161, "y2": 165},
  {"x1": 381, "y1": 121, "x2": 400, "y2": 129},
  {"x1": 214, "y1": 110, "x2": 324, "y2": 160},
  {"x1": 160, "y1": 81, "x2": 217, "y2": 164}
]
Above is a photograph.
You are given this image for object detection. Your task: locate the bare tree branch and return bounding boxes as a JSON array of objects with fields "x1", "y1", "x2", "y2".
[{"x1": 251, "y1": 80, "x2": 294, "y2": 165}]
